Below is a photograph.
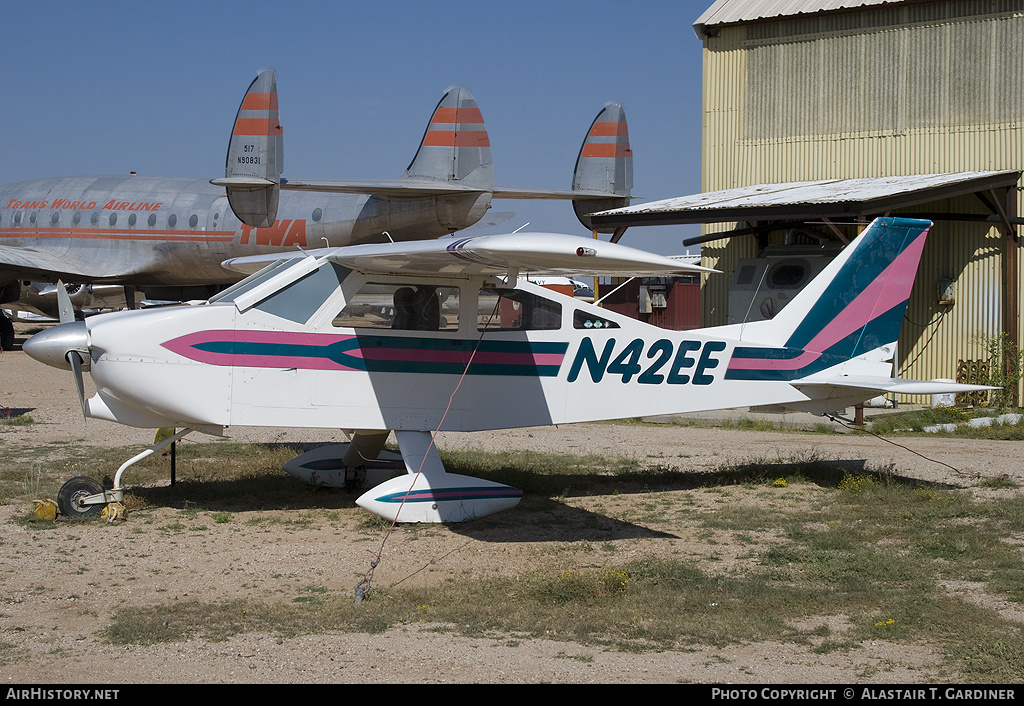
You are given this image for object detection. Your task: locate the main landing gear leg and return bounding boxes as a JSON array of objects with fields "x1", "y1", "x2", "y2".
[
  {"x1": 56, "y1": 428, "x2": 195, "y2": 520},
  {"x1": 355, "y1": 430, "x2": 523, "y2": 523}
]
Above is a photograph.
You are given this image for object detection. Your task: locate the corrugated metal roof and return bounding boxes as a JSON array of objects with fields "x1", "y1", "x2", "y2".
[
  {"x1": 693, "y1": 0, "x2": 913, "y2": 37},
  {"x1": 590, "y1": 171, "x2": 1022, "y2": 227}
]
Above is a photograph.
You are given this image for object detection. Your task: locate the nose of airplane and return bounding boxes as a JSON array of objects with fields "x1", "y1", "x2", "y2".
[{"x1": 23, "y1": 321, "x2": 90, "y2": 370}]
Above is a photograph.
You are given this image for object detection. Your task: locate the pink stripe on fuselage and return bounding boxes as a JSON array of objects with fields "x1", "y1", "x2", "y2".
[
  {"x1": 162, "y1": 330, "x2": 361, "y2": 369},
  {"x1": 728, "y1": 349, "x2": 821, "y2": 372}
]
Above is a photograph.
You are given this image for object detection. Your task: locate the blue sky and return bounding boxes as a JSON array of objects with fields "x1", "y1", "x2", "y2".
[{"x1": 1, "y1": 0, "x2": 710, "y2": 254}]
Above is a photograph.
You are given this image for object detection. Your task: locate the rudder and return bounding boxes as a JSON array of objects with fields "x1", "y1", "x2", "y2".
[
  {"x1": 404, "y1": 87, "x2": 493, "y2": 191},
  {"x1": 214, "y1": 69, "x2": 284, "y2": 228},
  {"x1": 572, "y1": 102, "x2": 633, "y2": 233}
]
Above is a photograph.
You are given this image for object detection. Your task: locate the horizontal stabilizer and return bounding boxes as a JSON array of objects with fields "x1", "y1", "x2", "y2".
[
  {"x1": 490, "y1": 186, "x2": 627, "y2": 200},
  {"x1": 275, "y1": 182, "x2": 625, "y2": 200},
  {"x1": 793, "y1": 377, "x2": 996, "y2": 397},
  {"x1": 277, "y1": 179, "x2": 486, "y2": 197},
  {"x1": 775, "y1": 376, "x2": 998, "y2": 414},
  {"x1": 223, "y1": 231, "x2": 718, "y2": 278},
  {"x1": 266, "y1": 87, "x2": 493, "y2": 225}
]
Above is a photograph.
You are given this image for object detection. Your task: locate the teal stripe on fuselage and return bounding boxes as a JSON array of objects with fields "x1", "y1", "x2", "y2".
[{"x1": 194, "y1": 335, "x2": 568, "y2": 376}]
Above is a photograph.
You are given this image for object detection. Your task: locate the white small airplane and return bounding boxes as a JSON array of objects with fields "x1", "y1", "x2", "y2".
[{"x1": 24, "y1": 217, "x2": 990, "y2": 522}]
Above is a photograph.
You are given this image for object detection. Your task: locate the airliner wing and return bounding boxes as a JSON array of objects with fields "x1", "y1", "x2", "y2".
[
  {"x1": 0, "y1": 244, "x2": 98, "y2": 280},
  {"x1": 223, "y1": 232, "x2": 717, "y2": 278}
]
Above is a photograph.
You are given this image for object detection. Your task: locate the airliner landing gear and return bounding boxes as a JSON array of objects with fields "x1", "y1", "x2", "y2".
[{"x1": 0, "y1": 312, "x2": 14, "y2": 351}]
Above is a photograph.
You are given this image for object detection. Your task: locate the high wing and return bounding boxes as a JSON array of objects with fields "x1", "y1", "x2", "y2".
[{"x1": 222, "y1": 231, "x2": 717, "y2": 279}]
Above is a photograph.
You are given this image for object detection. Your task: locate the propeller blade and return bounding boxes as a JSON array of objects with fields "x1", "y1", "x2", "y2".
[
  {"x1": 67, "y1": 350, "x2": 88, "y2": 418},
  {"x1": 56, "y1": 281, "x2": 74, "y2": 324}
]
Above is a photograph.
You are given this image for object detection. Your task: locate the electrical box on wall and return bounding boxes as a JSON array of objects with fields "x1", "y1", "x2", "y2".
[
  {"x1": 937, "y1": 277, "x2": 956, "y2": 305},
  {"x1": 638, "y1": 285, "x2": 652, "y2": 314}
]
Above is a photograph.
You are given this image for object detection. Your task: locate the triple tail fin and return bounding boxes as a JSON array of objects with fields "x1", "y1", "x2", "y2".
[
  {"x1": 213, "y1": 69, "x2": 284, "y2": 228},
  {"x1": 404, "y1": 87, "x2": 493, "y2": 191},
  {"x1": 724, "y1": 218, "x2": 931, "y2": 381},
  {"x1": 572, "y1": 102, "x2": 633, "y2": 233}
]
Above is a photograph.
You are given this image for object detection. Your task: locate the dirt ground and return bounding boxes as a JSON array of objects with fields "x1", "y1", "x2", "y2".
[{"x1": 1, "y1": 328, "x2": 1021, "y2": 684}]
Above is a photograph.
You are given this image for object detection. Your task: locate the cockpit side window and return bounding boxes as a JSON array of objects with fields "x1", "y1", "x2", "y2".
[
  {"x1": 332, "y1": 282, "x2": 459, "y2": 331},
  {"x1": 478, "y1": 289, "x2": 562, "y2": 331}
]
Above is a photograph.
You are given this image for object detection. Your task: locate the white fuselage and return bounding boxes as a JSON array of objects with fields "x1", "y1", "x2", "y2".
[{"x1": 76, "y1": 271, "x2": 888, "y2": 435}]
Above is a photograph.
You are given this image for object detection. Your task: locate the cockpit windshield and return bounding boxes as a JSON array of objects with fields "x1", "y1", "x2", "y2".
[
  {"x1": 209, "y1": 257, "x2": 352, "y2": 325},
  {"x1": 209, "y1": 257, "x2": 308, "y2": 305}
]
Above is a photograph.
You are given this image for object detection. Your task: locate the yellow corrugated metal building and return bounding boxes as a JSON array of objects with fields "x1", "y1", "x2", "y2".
[{"x1": 694, "y1": 0, "x2": 1023, "y2": 400}]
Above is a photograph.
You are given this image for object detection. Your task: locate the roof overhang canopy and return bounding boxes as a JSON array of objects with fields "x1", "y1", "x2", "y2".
[
  {"x1": 693, "y1": 0, "x2": 916, "y2": 39},
  {"x1": 590, "y1": 171, "x2": 1022, "y2": 242}
]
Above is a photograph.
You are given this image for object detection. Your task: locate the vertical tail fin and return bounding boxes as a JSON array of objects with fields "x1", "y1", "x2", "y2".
[
  {"x1": 725, "y1": 218, "x2": 931, "y2": 380},
  {"x1": 215, "y1": 69, "x2": 284, "y2": 228},
  {"x1": 572, "y1": 102, "x2": 633, "y2": 233},
  {"x1": 404, "y1": 87, "x2": 493, "y2": 191},
  {"x1": 776, "y1": 217, "x2": 929, "y2": 359}
]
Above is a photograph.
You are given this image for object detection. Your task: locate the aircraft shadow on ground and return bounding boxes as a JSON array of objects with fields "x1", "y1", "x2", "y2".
[
  {"x1": 448, "y1": 497, "x2": 682, "y2": 543},
  {"x1": 125, "y1": 448, "x2": 958, "y2": 544},
  {"x1": 129, "y1": 476, "x2": 679, "y2": 543}
]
